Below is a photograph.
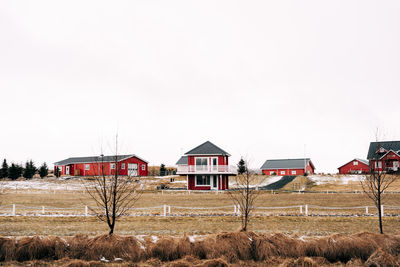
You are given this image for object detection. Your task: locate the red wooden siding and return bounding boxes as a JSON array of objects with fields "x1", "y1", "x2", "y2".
[
  {"x1": 187, "y1": 174, "x2": 229, "y2": 190},
  {"x1": 338, "y1": 160, "x2": 369, "y2": 174}
]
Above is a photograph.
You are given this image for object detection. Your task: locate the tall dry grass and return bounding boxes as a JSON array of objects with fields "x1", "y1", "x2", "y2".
[{"x1": 0, "y1": 232, "x2": 399, "y2": 265}]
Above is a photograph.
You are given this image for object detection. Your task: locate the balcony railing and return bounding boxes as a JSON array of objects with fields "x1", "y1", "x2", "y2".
[{"x1": 177, "y1": 165, "x2": 237, "y2": 175}]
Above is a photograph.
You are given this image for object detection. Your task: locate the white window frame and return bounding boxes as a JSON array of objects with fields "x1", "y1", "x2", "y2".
[
  {"x1": 195, "y1": 175, "x2": 211, "y2": 186},
  {"x1": 195, "y1": 157, "x2": 208, "y2": 166},
  {"x1": 85, "y1": 164, "x2": 90, "y2": 171},
  {"x1": 375, "y1": 161, "x2": 382, "y2": 168},
  {"x1": 270, "y1": 171, "x2": 275, "y2": 175},
  {"x1": 141, "y1": 164, "x2": 145, "y2": 171},
  {"x1": 353, "y1": 161, "x2": 358, "y2": 166},
  {"x1": 280, "y1": 171, "x2": 285, "y2": 175},
  {"x1": 110, "y1": 163, "x2": 116, "y2": 169},
  {"x1": 291, "y1": 170, "x2": 296, "y2": 175},
  {"x1": 121, "y1": 163, "x2": 125, "y2": 170}
]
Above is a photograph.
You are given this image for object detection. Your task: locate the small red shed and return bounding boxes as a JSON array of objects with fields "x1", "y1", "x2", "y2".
[
  {"x1": 176, "y1": 141, "x2": 237, "y2": 190},
  {"x1": 338, "y1": 159, "x2": 369, "y2": 174},
  {"x1": 54, "y1": 154, "x2": 148, "y2": 177}
]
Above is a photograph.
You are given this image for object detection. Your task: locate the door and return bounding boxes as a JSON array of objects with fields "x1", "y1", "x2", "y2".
[
  {"x1": 65, "y1": 166, "x2": 70, "y2": 175},
  {"x1": 212, "y1": 175, "x2": 218, "y2": 189},
  {"x1": 128, "y1": 163, "x2": 138, "y2": 176},
  {"x1": 211, "y1": 157, "x2": 218, "y2": 172},
  {"x1": 394, "y1": 161, "x2": 399, "y2": 171}
]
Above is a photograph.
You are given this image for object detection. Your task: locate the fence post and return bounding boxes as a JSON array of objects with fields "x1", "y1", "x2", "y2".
[
  {"x1": 168, "y1": 205, "x2": 171, "y2": 215},
  {"x1": 365, "y1": 206, "x2": 368, "y2": 215},
  {"x1": 234, "y1": 205, "x2": 237, "y2": 215},
  {"x1": 300, "y1": 205, "x2": 303, "y2": 214},
  {"x1": 42, "y1": 206, "x2": 45, "y2": 214},
  {"x1": 12, "y1": 204, "x2": 15, "y2": 216},
  {"x1": 85, "y1": 206, "x2": 88, "y2": 217},
  {"x1": 305, "y1": 204, "x2": 308, "y2": 216},
  {"x1": 163, "y1": 204, "x2": 167, "y2": 217},
  {"x1": 381, "y1": 205, "x2": 384, "y2": 217},
  {"x1": 237, "y1": 204, "x2": 241, "y2": 216}
]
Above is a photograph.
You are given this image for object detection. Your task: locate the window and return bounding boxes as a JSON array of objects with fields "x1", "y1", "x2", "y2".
[
  {"x1": 375, "y1": 161, "x2": 382, "y2": 168},
  {"x1": 85, "y1": 164, "x2": 90, "y2": 170},
  {"x1": 195, "y1": 158, "x2": 208, "y2": 166},
  {"x1": 196, "y1": 175, "x2": 210, "y2": 186},
  {"x1": 110, "y1": 163, "x2": 115, "y2": 169},
  {"x1": 353, "y1": 161, "x2": 358, "y2": 166},
  {"x1": 280, "y1": 171, "x2": 285, "y2": 175},
  {"x1": 121, "y1": 163, "x2": 125, "y2": 170},
  {"x1": 270, "y1": 171, "x2": 275, "y2": 175},
  {"x1": 142, "y1": 164, "x2": 145, "y2": 171},
  {"x1": 291, "y1": 170, "x2": 296, "y2": 175}
]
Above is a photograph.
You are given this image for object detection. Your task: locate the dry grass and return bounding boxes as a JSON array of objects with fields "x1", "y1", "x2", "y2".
[{"x1": 0, "y1": 232, "x2": 399, "y2": 265}]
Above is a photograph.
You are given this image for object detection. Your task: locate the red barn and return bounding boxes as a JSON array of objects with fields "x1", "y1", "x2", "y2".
[
  {"x1": 54, "y1": 154, "x2": 148, "y2": 177},
  {"x1": 260, "y1": 158, "x2": 315, "y2": 175},
  {"x1": 176, "y1": 141, "x2": 237, "y2": 190},
  {"x1": 338, "y1": 158, "x2": 369, "y2": 174},
  {"x1": 367, "y1": 141, "x2": 400, "y2": 173}
]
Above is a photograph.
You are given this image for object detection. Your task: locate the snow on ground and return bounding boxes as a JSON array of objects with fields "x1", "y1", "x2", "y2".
[
  {"x1": 309, "y1": 175, "x2": 365, "y2": 185},
  {"x1": 229, "y1": 176, "x2": 283, "y2": 188},
  {"x1": 1, "y1": 179, "x2": 84, "y2": 190},
  {"x1": 154, "y1": 175, "x2": 179, "y2": 179}
]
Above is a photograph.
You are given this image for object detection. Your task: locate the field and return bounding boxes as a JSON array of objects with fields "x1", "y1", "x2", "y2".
[{"x1": 0, "y1": 175, "x2": 400, "y2": 265}]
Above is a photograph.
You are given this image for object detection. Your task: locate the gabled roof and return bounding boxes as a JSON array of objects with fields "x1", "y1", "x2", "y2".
[
  {"x1": 260, "y1": 158, "x2": 314, "y2": 170},
  {"x1": 176, "y1": 156, "x2": 188, "y2": 165},
  {"x1": 338, "y1": 158, "x2": 369, "y2": 169},
  {"x1": 184, "y1": 141, "x2": 230, "y2": 156},
  {"x1": 54, "y1": 154, "x2": 148, "y2": 165},
  {"x1": 367, "y1": 141, "x2": 400, "y2": 160}
]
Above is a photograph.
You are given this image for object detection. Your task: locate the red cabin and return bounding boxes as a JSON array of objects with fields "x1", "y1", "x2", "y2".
[
  {"x1": 367, "y1": 141, "x2": 400, "y2": 173},
  {"x1": 260, "y1": 158, "x2": 315, "y2": 176},
  {"x1": 176, "y1": 141, "x2": 237, "y2": 190},
  {"x1": 338, "y1": 158, "x2": 369, "y2": 174},
  {"x1": 54, "y1": 154, "x2": 148, "y2": 177}
]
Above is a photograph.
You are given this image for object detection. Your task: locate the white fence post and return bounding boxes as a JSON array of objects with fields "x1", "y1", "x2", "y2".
[
  {"x1": 168, "y1": 205, "x2": 171, "y2": 215},
  {"x1": 381, "y1": 205, "x2": 384, "y2": 217},
  {"x1": 305, "y1": 204, "x2": 308, "y2": 216},
  {"x1": 42, "y1": 206, "x2": 45, "y2": 214},
  {"x1": 300, "y1": 205, "x2": 303, "y2": 214},
  {"x1": 365, "y1": 206, "x2": 368, "y2": 215},
  {"x1": 163, "y1": 204, "x2": 167, "y2": 217},
  {"x1": 237, "y1": 204, "x2": 241, "y2": 216},
  {"x1": 234, "y1": 205, "x2": 237, "y2": 215},
  {"x1": 12, "y1": 204, "x2": 15, "y2": 216},
  {"x1": 85, "y1": 206, "x2": 88, "y2": 217}
]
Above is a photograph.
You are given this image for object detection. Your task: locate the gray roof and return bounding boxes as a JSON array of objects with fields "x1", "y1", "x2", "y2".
[
  {"x1": 176, "y1": 156, "x2": 188, "y2": 165},
  {"x1": 367, "y1": 141, "x2": 400, "y2": 160},
  {"x1": 54, "y1": 154, "x2": 148, "y2": 165},
  {"x1": 185, "y1": 141, "x2": 230, "y2": 156},
  {"x1": 260, "y1": 158, "x2": 314, "y2": 170}
]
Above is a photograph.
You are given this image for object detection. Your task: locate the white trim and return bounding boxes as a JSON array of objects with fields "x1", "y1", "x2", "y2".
[
  {"x1": 378, "y1": 150, "x2": 400, "y2": 160},
  {"x1": 84, "y1": 164, "x2": 90, "y2": 170}
]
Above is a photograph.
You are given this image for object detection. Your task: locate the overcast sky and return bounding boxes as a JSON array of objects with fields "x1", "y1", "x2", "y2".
[{"x1": 1, "y1": 1, "x2": 399, "y2": 173}]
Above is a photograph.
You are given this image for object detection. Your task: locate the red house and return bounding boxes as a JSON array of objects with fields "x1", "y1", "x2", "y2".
[
  {"x1": 54, "y1": 154, "x2": 148, "y2": 177},
  {"x1": 176, "y1": 141, "x2": 237, "y2": 190},
  {"x1": 367, "y1": 141, "x2": 400, "y2": 173},
  {"x1": 338, "y1": 159, "x2": 369, "y2": 174},
  {"x1": 260, "y1": 158, "x2": 315, "y2": 175}
]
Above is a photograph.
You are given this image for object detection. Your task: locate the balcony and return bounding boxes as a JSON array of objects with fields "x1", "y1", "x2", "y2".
[{"x1": 177, "y1": 165, "x2": 237, "y2": 175}]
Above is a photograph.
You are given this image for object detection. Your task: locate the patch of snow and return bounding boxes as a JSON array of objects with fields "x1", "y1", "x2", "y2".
[
  {"x1": 100, "y1": 257, "x2": 109, "y2": 263},
  {"x1": 151, "y1": 235, "x2": 159, "y2": 243},
  {"x1": 114, "y1": 258, "x2": 123, "y2": 262},
  {"x1": 188, "y1": 235, "x2": 198, "y2": 243},
  {"x1": 298, "y1": 236, "x2": 307, "y2": 242},
  {"x1": 154, "y1": 175, "x2": 179, "y2": 179},
  {"x1": 309, "y1": 175, "x2": 365, "y2": 185}
]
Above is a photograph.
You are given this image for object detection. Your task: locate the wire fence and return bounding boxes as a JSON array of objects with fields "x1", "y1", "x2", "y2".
[{"x1": 0, "y1": 203, "x2": 399, "y2": 217}]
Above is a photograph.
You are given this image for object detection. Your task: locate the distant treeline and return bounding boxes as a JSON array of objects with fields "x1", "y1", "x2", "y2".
[{"x1": 0, "y1": 159, "x2": 50, "y2": 180}]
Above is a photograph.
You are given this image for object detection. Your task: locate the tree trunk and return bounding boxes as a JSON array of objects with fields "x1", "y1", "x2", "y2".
[{"x1": 377, "y1": 192, "x2": 383, "y2": 234}]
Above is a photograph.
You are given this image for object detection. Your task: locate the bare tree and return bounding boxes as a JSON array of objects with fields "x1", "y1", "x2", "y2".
[
  {"x1": 361, "y1": 137, "x2": 397, "y2": 234},
  {"x1": 228, "y1": 160, "x2": 259, "y2": 231},
  {"x1": 84, "y1": 138, "x2": 142, "y2": 235}
]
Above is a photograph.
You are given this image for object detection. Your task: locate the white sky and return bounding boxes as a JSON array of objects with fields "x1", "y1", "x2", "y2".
[{"x1": 1, "y1": 1, "x2": 399, "y2": 173}]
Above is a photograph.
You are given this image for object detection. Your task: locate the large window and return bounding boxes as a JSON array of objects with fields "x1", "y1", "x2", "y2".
[
  {"x1": 196, "y1": 175, "x2": 210, "y2": 186},
  {"x1": 85, "y1": 164, "x2": 90, "y2": 170},
  {"x1": 110, "y1": 163, "x2": 115, "y2": 169},
  {"x1": 195, "y1": 158, "x2": 208, "y2": 166}
]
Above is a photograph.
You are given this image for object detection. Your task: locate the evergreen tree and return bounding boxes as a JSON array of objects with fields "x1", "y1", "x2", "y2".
[
  {"x1": 160, "y1": 163, "x2": 166, "y2": 176},
  {"x1": 8, "y1": 163, "x2": 23, "y2": 180},
  {"x1": 54, "y1": 167, "x2": 61, "y2": 178},
  {"x1": 0, "y1": 159, "x2": 8, "y2": 178},
  {"x1": 23, "y1": 160, "x2": 36, "y2": 179},
  {"x1": 39, "y1": 162, "x2": 49, "y2": 178},
  {"x1": 237, "y1": 158, "x2": 247, "y2": 174}
]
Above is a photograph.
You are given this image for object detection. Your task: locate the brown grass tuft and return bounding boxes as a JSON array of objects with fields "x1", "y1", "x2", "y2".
[
  {"x1": 197, "y1": 258, "x2": 229, "y2": 267},
  {"x1": 14, "y1": 236, "x2": 68, "y2": 261},
  {"x1": 364, "y1": 248, "x2": 399, "y2": 267},
  {"x1": 149, "y1": 236, "x2": 191, "y2": 262},
  {"x1": 279, "y1": 257, "x2": 319, "y2": 267},
  {"x1": 212, "y1": 231, "x2": 254, "y2": 262},
  {"x1": 0, "y1": 236, "x2": 16, "y2": 261}
]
